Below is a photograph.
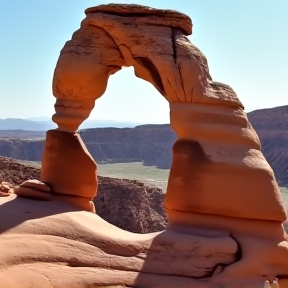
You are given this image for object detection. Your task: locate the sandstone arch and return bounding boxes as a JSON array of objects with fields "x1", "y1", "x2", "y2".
[
  {"x1": 51, "y1": 4, "x2": 241, "y2": 133},
  {"x1": 42, "y1": 3, "x2": 286, "y2": 222},
  {"x1": 1, "y1": 4, "x2": 288, "y2": 288}
]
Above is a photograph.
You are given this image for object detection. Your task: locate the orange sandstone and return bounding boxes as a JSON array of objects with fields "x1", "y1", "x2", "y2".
[{"x1": 0, "y1": 4, "x2": 287, "y2": 288}]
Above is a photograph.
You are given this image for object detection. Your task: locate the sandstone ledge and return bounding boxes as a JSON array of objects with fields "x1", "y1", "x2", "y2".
[{"x1": 85, "y1": 3, "x2": 192, "y2": 35}]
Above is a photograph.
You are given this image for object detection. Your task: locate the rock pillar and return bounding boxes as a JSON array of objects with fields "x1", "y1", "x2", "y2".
[
  {"x1": 165, "y1": 101, "x2": 287, "y2": 222},
  {"x1": 164, "y1": 100, "x2": 288, "y2": 285},
  {"x1": 39, "y1": 23, "x2": 124, "y2": 212}
]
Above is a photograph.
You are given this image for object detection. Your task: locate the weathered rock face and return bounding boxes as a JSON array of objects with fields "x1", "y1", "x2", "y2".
[
  {"x1": 1, "y1": 3, "x2": 288, "y2": 288},
  {"x1": 166, "y1": 103, "x2": 286, "y2": 221},
  {"x1": 40, "y1": 131, "x2": 98, "y2": 203},
  {"x1": 96, "y1": 177, "x2": 167, "y2": 233},
  {"x1": 0, "y1": 197, "x2": 238, "y2": 287}
]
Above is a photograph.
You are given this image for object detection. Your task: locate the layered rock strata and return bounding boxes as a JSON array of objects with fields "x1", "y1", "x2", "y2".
[{"x1": 1, "y1": 3, "x2": 287, "y2": 288}]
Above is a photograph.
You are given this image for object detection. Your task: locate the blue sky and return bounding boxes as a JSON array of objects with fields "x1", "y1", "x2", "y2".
[{"x1": 0, "y1": 0, "x2": 287, "y2": 123}]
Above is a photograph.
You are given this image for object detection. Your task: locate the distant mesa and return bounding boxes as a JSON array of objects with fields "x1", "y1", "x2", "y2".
[{"x1": 0, "y1": 118, "x2": 143, "y2": 131}]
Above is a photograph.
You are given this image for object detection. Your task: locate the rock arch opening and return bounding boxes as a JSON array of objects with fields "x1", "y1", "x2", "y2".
[
  {"x1": 78, "y1": 64, "x2": 173, "y2": 188},
  {"x1": 85, "y1": 66, "x2": 170, "y2": 126}
]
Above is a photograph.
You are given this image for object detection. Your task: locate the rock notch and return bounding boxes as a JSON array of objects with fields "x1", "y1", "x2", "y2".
[{"x1": 1, "y1": 4, "x2": 288, "y2": 288}]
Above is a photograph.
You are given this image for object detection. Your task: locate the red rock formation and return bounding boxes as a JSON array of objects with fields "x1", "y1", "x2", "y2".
[
  {"x1": 40, "y1": 130, "x2": 97, "y2": 212},
  {"x1": 1, "y1": 3, "x2": 288, "y2": 288}
]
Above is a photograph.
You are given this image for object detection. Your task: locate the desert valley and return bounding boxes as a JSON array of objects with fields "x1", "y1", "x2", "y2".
[{"x1": 1, "y1": 104, "x2": 288, "y2": 187}]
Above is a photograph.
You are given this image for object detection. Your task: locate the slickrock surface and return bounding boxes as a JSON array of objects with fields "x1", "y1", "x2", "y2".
[
  {"x1": 0, "y1": 208, "x2": 237, "y2": 287},
  {"x1": 1, "y1": 3, "x2": 288, "y2": 288},
  {"x1": 0, "y1": 160, "x2": 237, "y2": 287},
  {"x1": 40, "y1": 130, "x2": 98, "y2": 201}
]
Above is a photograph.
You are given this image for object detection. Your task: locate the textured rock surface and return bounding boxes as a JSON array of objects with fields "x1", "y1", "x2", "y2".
[
  {"x1": 96, "y1": 177, "x2": 167, "y2": 233},
  {"x1": 1, "y1": 3, "x2": 288, "y2": 288},
  {"x1": 14, "y1": 179, "x2": 52, "y2": 201},
  {"x1": 40, "y1": 130, "x2": 97, "y2": 201},
  {"x1": 0, "y1": 194, "x2": 238, "y2": 287},
  {"x1": 166, "y1": 102, "x2": 286, "y2": 221}
]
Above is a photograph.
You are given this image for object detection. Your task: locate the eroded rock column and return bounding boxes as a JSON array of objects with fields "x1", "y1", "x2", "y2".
[
  {"x1": 166, "y1": 101, "x2": 286, "y2": 222},
  {"x1": 40, "y1": 24, "x2": 125, "y2": 212}
]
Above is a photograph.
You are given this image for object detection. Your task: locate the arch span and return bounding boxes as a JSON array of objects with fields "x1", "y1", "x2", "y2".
[{"x1": 51, "y1": 4, "x2": 242, "y2": 132}]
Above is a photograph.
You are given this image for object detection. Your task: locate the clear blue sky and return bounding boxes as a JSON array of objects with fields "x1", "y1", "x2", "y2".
[{"x1": 0, "y1": 0, "x2": 287, "y2": 123}]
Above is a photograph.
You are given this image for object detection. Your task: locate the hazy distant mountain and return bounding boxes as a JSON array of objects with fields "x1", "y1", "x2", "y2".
[
  {"x1": 0, "y1": 118, "x2": 144, "y2": 131},
  {"x1": 0, "y1": 118, "x2": 56, "y2": 131},
  {"x1": 80, "y1": 119, "x2": 144, "y2": 129},
  {"x1": 28, "y1": 116, "x2": 51, "y2": 122}
]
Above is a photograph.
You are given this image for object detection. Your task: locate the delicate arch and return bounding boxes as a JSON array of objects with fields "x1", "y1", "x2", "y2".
[{"x1": 41, "y1": 3, "x2": 286, "y2": 224}]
